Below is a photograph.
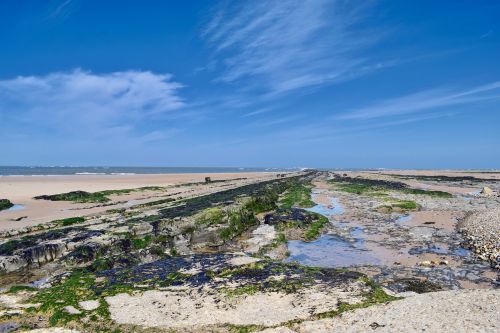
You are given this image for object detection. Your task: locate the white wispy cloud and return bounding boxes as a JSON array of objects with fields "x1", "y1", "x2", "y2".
[
  {"x1": 247, "y1": 114, "x2": 301, "y2": 127},
  {"x1": 202, "y1": 0, "x2": 378, "y2": 96},
  {"x1": 0, "y1": 69, "x2": 185, "y2": 141},
  {"x1": 337, "y1": 81, "x2": 500, "y2": 120},
  {"x1": 46, "y1": 0, "x2": 80, "y2": 20},
  {"x1": 242, "y1": 107, "x2": 273, "y2": 117},
  {"x1": 267, "y1": 112, "x2": 450, "y2": 144}
]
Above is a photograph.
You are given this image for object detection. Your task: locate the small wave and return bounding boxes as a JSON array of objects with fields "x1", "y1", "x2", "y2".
[
  {"x1": 75, "y1": 172, "x2": 107, "y2": 175},
  {"x1": 110, "y1": 173, "x2": 136, "y2": 175}
]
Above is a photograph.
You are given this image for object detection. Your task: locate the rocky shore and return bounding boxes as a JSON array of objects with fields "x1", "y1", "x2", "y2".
[
  {"x1": 458, "y1": 208, "x2": 500, "y2": 269},
  {"x1": 0, "y1": 170, "x2": 498, "y2": 332}
]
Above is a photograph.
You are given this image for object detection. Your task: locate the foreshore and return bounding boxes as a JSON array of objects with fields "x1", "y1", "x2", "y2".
[{"x1": 0, "y1": 169, "x2": 498, "y2": 332}]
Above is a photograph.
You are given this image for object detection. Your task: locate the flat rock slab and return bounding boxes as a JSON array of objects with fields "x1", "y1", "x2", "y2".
[
  {"x1": 106, "y1": 285, "x2": 365, "y2": 328},
  {"x1": 263, "y1": 289, "x2": 500, "y2": 333}
]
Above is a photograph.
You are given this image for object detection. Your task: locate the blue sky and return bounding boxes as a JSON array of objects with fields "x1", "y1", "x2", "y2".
[{"x1": 1, "y1": 0, "x2": 499, "y2": 168}]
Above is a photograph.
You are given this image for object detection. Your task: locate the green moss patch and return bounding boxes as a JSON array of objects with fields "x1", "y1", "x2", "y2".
[
  {"x1": 219, "y1": 209, "x2": 258, "y2": 242},
  {"x1": 378, "y1": 199, "x2": 418, "y2": 213},
  {"x1": 131, "y1": 235, "x2": 153, "y2": 249},
  {"x1": 266, "y1": 209, "x2": 329, "y2": 242},
  {"x1": 29, "y1": 270, "x2": 104, "y2": 325},
  {"x1": 53, "y1": 216, "x2": 86, "y2": 226},
  {"x1": 304, "y1": 215, "x2": 329, "y2": 241},
  {"x1": 196, "y1": 207, "x2": 225, "y2": 226},
  {"x1": 279, "y1": 182, "x2": 315, "y2": 209},
  {"x1": 34, "y1": 186, "x2": 168, "y2": 203},
  {"x1": 34, "y1": 191, "x2": 110, "y2": 203},
  {"x1": 8, "y1": 285, "x2": 38, "y2": 293},
  {"x1": 329, "y1": 177, "x2": 452, "y2": 198}
]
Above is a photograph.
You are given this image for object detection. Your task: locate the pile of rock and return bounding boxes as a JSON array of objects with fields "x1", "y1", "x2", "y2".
[{"x1": 458, "y1": 209, "x2": 500, "y2": 269}]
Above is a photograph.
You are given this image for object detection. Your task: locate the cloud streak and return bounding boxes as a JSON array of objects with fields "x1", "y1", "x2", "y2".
[
  {"x1": 202, "y1": 0, "x2": 378, "y2": 96},
  {"x1": 0, "y1": 69, "x2": 185, "y2": 141},
  {"x1": 242, "y1": 107, "x2": 273, "y2": 117},
  {"x1": 337, "y1": 81, "x2": 500, "y2": 120},
  {"x1": 46, "y1": 0, "x2": 80, "y2": 20}
]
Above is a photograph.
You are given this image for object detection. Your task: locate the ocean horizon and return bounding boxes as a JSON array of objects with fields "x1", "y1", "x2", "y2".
[{"x1": 0, "y1": 166, "x2": 301, "y2": 176}]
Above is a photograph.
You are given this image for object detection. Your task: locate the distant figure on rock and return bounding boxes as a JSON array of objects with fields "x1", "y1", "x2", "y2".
[{"x1": 205, "y1": 176, "x2": 212, "y2": 183}]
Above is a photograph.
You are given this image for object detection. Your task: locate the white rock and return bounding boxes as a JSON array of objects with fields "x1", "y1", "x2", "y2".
[
  {"x1": 480, "y1": 187, "x2": 494, "y2": 196},
  {"x1": 78, "y1": 300, "x2": 100, "y2": 311},
  {"x1": 63, "y1": 305, "x2": 81, "y2": 315}
]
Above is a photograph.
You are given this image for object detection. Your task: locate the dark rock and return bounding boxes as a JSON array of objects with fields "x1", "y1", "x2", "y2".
[
  {"x1": 264, "y1": 208, "x2": 314, "y2": 226},
  {"x1": 387, "y1": 278, "x2": 443, "y2": 293}
]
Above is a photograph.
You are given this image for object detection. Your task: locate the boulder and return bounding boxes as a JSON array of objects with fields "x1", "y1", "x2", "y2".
[{"x1": 480, "y1": 187, "x2": 494, "y2": 196}]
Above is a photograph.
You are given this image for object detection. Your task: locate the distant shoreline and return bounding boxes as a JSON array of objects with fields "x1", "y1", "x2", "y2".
[{"x1": 0, "y1": 166, "x2": 299, "y2": 176}]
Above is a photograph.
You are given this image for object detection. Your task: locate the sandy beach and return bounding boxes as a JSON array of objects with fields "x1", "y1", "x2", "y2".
[{"x1": 0, "y1": 172, "x2": 279, "y2": 231}]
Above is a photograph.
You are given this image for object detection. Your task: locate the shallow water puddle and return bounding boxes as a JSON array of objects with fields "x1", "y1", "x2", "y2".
[
  {"x1": 287, "y1": 193, "x2": 380, "y2": 267},
  {"x1": 0, "y1": 204, "x2": 25, "y2": 213},
  {"x1": 286, "y1": 189, "x2": 473, "y2": 269},
  {"x1": 453, "y1": 247, "x2": 471, "y2": 257},
  {"x1": 288, "y1": 229, "x2": 471, "y2": 268},
  {"x1": 287, "y1": 230, "x2": 381, "y2": 268},
  {"x1": 304, "y1": 192, "x2": 344, "y2": 216},
  {"x1": 395, "y1": 214, "x2": 413, "y2": 224}
]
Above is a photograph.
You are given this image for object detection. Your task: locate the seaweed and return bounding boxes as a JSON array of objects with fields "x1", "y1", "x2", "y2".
[{"x1": 159, "y1": 174, "x2": 313, "y2": 219}]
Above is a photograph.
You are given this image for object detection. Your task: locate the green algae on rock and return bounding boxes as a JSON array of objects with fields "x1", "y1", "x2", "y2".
[{"x1": 0, "y1": 199, "x2": 14, "y2": 211}]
